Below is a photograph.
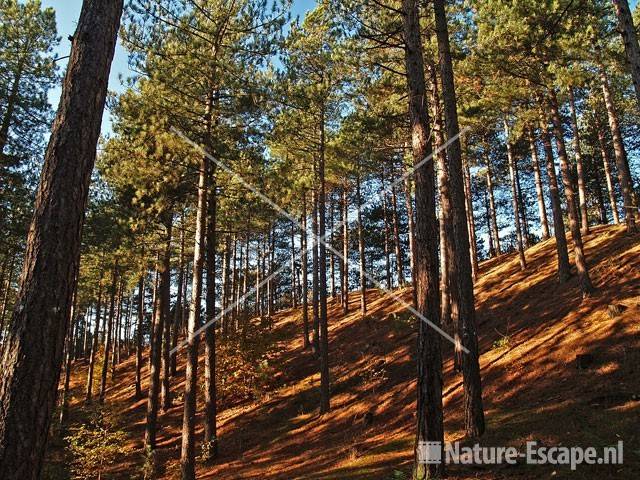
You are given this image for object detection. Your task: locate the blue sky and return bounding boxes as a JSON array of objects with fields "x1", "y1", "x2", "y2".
[
  {"x1": 42, "y1": 0, "x2": 316, "y2": 135},
  {"x1": 41, "y1": 0, "x2": 640, "y2": 136}
]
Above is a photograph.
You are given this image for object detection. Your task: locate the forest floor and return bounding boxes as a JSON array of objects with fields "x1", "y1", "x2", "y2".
[{"x1": 47, "y1": 224, "x2": 640, "y2": 479}]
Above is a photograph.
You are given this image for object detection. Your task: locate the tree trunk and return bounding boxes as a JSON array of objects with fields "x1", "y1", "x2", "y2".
[
  {"x1": 356, "y1": 171, "x2": 367, "y2": 317},
  {"x1": 301, "y1": 194, "x2": 310, "y2": 348},
  {"x1": 599, "y1": 64, "x2": 637, "y2": 231},
  {"x1": 463, "y1": 156, "x2": 479, "y2": 281},
  {"x1": 568, "y1": 88, "x2": 590, "y2": 234},
  {"x1": 230, "y1": 234, "x2": 238, "y2": 330},
  {"x1": 434, "y1": 0, "x2": 485, "y2": 438},
  {"x1": 329, "y1": 195, "x2": 336, "y2": 299},
  {"x1": 0, "y1": 254, "x2": 16, "y2": 342},
  {"x1": 318, "y1": 111, "x2": 330, "y2": 414},
  {"x1": 485, "y1": 154, "x2": 501, "y2": 256},
  {"x1": 59, "y1": 296, "x2": 77, "y2": 427},
  {"x1": 402, "y1": 0, "x2": 445, "y2": 476},
  {"x1": 428, "y1": 57, "x2": 452, "y2": 327},
  {"x1": 99, "y1": 264, "x2": 118, "y2": 404},
  {"x1": 391, "y1": 180, "x2": 405, "y2": 286},
  {"x1": 290, "y1": 221, "x2": 297, "y2": 308},
  {"x1": 111, "y1": 279, "x2": 123, "y2": 379},
  {"x1": 403, "y1": 166, "x2": 418, "y2": 307},
  {"x1": 595, "y1": 114, "x2": 620, "y2": 224},
  {"x1": 221, "y1": 235, "x2": 230, "y2": 335},
  {"x1": 204, "y1": 162, "x2": 218, "y2": 459},
  {"x1": 255, "y1": 241, "x2": 261, "y2": 317},
  {"x1": 0, "y1": 2, "x2": 122, "y2": 476},
  {"x1": 311, "y1": 188, "x2": 320, "y2": 353},
  {"x1": 592, "y1": 162, "x2": 609, "y2": 224},
  {"x1": 548, "y1": 90, "x2": 594, "y2": 296},
  {"x1": 504, "y1": 119, "x2": 527, "y2": 271},
  {"x1": 146, "y1": 219, "x2": 172, "y2": 447},
  {"x1": 515, "y1": 160, "x2": 530, "y2": 244},
  {"x1": 528, "y1": 128, "x2": 550, "y2": 239},
  {"x1": 342, "y1": 187, "x2": 349, "y2": 314},
  {"x1": 613, "y1": 0, "x2": 640, "y2": 108},
  {"x1": 538, "y1": 111, "x2": 572, "y2": 283},
  {"x1": 172, "y1": 223, "x2": 185, "y2": 376},
  {"x1": 160, "y1": 217, "x2": 173, "y2": 412},
  {"x1": 82, "y1": 306, "x2": 91, "y2": 360},
  {"x1": 135, "y1": 272, "x2": 144, "y2": 399},
  {"x1": 484, "y1": 187, "x2": 495, "y2": 256},
  {"x1": 180, "y1": 132, "x2": 209, "y2": 480},
  {"x1": 0, "y1": 62, "x2": 24, "y2": 155},
  {"x1": 381, "y1": 171, "x2": 393, "y2": 289},
  {"x1": 86, "y1": 276, "x2": 103, "y2": 402}
]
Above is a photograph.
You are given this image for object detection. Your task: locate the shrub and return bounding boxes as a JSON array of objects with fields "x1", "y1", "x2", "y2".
[{"x1": 64, "y1": 407, "x2": 130, "y2": 480}]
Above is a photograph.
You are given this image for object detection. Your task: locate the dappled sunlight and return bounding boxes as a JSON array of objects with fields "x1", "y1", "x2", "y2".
[{"x1": 52, "y1": 225, "x2": 639, "y2": 479}]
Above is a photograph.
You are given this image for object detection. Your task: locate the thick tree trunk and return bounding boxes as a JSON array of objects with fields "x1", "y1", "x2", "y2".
[
  {"x1": 318, "y1": 112, "x2": 330, "y2": 414},
  {"x1": 428, "y1": 58, "x2": 452, "y2": 327},
  {"x1": 434, "y1": 0, "x2": 485, "y2": 438},
  {"x1": 595, "y1": 115, "x2": 620, "y2": 224},
  {"x1": 0, "y1": 2, "x2": 122, "y2": 476},
  {"x1": 538, "y1": 112, "x2": 572, "y2": 283},
  {"x1": 99, "y1": 264, "x2": 118, "y2": 404},
  {"x1": 599, "y1": 65, "x2": 637, "y2": 231},
  {"x1": 342, "y1": 187, "x2": 349, "y2": 315},
  {"x1": 613, "y1": 0, "x2": 640, "y2": 108},
  {"x1": 180, "y1": 143, "x2": 209, "y2": 480},
  {"x1": 135, "y1": 273, "x2": 144, "y2": 399},
  {"x1": 204, "y1": 163, "x2": 218, "y2": 459},
  {"x1": 402, "y1": 0, "x2": 445, "y2": 476},
  {"x1": 301, "y1": 195, "x2": 310, "y2": 348},
  {"x1": 528, "y1": 128, "x2": 550, "y2": 239},
  {"x1": 504, "y1": 119, "x2": 527, "y2": 271},
  {"x1": 356, "y1": 171, "x2": 367, "y2": 317},
  {"x1": 548, "y1": 91, "x2": 594, "y2": 296},
  {"x1": 568, "y1": 88, "x2": 590, "y2": 234}
]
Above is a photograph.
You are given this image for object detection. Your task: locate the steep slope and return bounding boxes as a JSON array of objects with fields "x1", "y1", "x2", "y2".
[{"x1": 53, "y1": 225, "x2": 640, "y2": 479}]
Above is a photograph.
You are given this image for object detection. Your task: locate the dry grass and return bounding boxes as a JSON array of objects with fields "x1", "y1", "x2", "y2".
[{"x1": 50, "y1": 225, "x2": 640, "y2": 479}]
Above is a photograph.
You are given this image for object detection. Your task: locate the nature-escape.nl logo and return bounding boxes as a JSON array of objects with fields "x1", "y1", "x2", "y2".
[{"x1": 417, "y1": 440, "x2": 624, "y2": 471}]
